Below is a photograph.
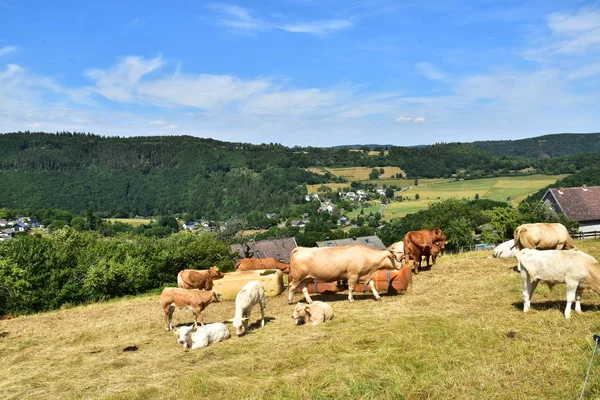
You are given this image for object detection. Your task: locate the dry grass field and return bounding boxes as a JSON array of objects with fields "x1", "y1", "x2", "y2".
[
  {"x1": 105, "y1": 218, "x2": 153, "y2": 227},
  {"x1": 3, "y1": 240, "x2": 600, "y2": 399}
]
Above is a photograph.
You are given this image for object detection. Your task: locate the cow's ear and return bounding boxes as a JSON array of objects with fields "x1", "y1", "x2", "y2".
[
  {"x1": 191, "y1": 325, "x2": 197, "y2": 332},
  {"x1": 242, "y1": 317, "x2": 249, "y2": 321},
  {"x1": 305, "y1": 307, "x2": 311, "y2": 312}
]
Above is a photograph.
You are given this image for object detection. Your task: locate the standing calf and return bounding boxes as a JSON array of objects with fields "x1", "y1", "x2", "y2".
[
  {"x1": 517, "y1": 249, "x2": 600, "y2": 318},
  {"x1": 230, "y1": 280, "x2": 266, "y2": 336},
  {"x1": 175, "y1": 322, "x2": 230, "y2": 349},
  {"x1": 177, "y1": 266, "x2": 223, "y2": 290},
  {"x1": 292, "y1": 301, "x2": 334, "y2": 326},
  {"x1": 160, "y1": 288, "x2": 223, "y2": 331}
]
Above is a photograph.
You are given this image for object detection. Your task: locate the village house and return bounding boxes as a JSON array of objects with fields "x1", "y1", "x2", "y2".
[
  {"x1": 315, "y1": 235, "x2": 387, "y2": 250},
  {"x1": 230, "y1": 237, "x2": 298, "y2": 263},
  {"x1": 541, "y1": 185, "x2": 600, "y2": 234}
]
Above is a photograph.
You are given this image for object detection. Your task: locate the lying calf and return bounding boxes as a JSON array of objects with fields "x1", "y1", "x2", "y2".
[
  {"x1": 292, "y1": 301, "x2": 334, "y2": 326},
  {"x1": 175, "y1": 322, "x2": 230, "y2": 349}
]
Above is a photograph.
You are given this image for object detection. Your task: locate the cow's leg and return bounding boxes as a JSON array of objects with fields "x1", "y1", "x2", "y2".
[
  {"x1": 368, "y1": 279, "x2": 382, "y2": 301},
  {"x1": 565, "y1": 280, "x2": 579, "y2": 319},
  {"x1": 192, "y1": 306, "x2": 204, "y2": 327},
  {"x1": 165, "y1": 305, "x2": 175, "y2": 331},
  {"x1": 260, "y1": 298, "x2": 266, "y2": 327},
  {"x1": 521, "y1": 269, "x2": 532, "y2": 312},
  {"x1": 575, "y1": 287, "x2": 583, "y2": 314},
  {"x1": 288, "y1": 279, "x2": 301, "y2": 304},
  {"x1": 347, "y1": 277, "x2": 358, "y2": 302},
  {"x1": 301, "y1": 281, "x2": 313, "y2": 304}
]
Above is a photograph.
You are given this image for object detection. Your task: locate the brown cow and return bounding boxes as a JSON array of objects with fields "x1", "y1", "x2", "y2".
[
  {"x1": 513, "y1": 223, "x2": 576, "y2": 251},
  {"x1": 160, "y1": 288, "x2": 223, "y2": 331},
  {"x1": 235, "y1": 257, "x2": 291, "y2": 274},
  {"x1": 287, "y1": 245, "x2": 403, "y2": 304},
  {"x1": 177, "y1": 266, "x2": 223, "y2": 290},
  {"x1": 403, "y1": 228, "x2": 446, "y2": 274}
]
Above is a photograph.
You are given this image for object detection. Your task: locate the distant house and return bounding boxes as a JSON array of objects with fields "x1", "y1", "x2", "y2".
[
  {"x1": 337, "y1": 216, "x2": 349, "y2": 226},
  {"x1": 182, "y1": 221, "x2": 197, "y2": 230},
  {"x1": 290, "y1": 220, "x2": 307, "y2": 228},
  {"x1": 541, "y1": 185, "x2": 600, "y2": 233},
  {"x1": 0, "y1": 219, "x2": 8, "y2": 227},
  {"x1": 230, "y1": 237, "x2": 298, "y2": 263},
  {"x1": 12, "y1": 221, "x2": 29, "y2": 232},
  {"x1": 315, "y1": 235, "x2": 387, "y2": 250},
  {"x1": 266, "y1": 213, "x2": 278, "y2": 220}
]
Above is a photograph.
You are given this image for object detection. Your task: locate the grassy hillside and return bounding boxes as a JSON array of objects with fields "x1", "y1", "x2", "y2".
[{"x1": 3, "y1": 240, "x2": 600, "y2": 399}]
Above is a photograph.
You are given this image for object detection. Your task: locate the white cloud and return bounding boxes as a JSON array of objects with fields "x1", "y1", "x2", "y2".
[
  {"x1": 207, "y1": 3, "x2": 352, "y2": 36},
  {"x1": 0, "y1": 45, "x2": 17, "y2": 58},
  {"x1": 416, "y1": 62, "x2": 446, "y2": 81},
  {"x1": 148, "y1": 120, "x2": 167, "y2": 126},
  {"x1": 539, "y1": 8, "x2": 600, "y2": 55},
  {"x1": 396, "y1": 116, "x2": 426, "y2": 123},
  {"x1": 278, "y1": 19, "x2": 353, "y2": 35}
]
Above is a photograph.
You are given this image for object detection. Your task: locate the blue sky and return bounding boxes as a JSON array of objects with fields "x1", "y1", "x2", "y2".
[{"x1": 1, "y1": 0, "x2": 599, "y2": 147}]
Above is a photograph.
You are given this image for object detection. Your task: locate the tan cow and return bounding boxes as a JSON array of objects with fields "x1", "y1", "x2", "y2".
[
  {"x1": 160, "y1": 288, "x2": 223, "y2": 331},
  {"x1": 513, "y1": 223, "x2": 576, "y2": 251},
  {"x1": 287, "y1": 245, "x2": 402, "y2": 304},
  {"x1": 386, "y1": 241, "x2": 405, "y2": 263},
  {"x1": 235, "y1": 258, "x2": 290, "y2": 274},
  {"x1": 403, "y1": 228, "x2": 446, "y2": 274},
  {"x1": 177, "y1": 266, "x2": 223, "y2": 290}
]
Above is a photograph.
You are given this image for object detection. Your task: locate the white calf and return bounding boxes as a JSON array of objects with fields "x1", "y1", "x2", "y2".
[
  {"x1": 231, "y1": 280, "x2": 266, "y2": 336},
  {"x1": 517, "y1": 249, "x2": 600, "y2": 318},
  {"x1": 175, "y1": 322, "x2": 230, "y2": 349},
  {"x1": 292, "y1": 301, "x2": 334, "y2": 326},
  {"x1": 492, "y1": 239, "x2": 515, "y2": 258}
]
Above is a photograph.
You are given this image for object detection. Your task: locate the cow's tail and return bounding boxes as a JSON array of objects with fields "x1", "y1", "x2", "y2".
[
  {"x1": 586, "y1": 263, "x2": 600, "y2": 295},
  {"x1": 177, "y1": 271, "x2": 184, "y2": 288},
  {"x1": 234, "y1": 260, "x2": 243, "y2": 271}
]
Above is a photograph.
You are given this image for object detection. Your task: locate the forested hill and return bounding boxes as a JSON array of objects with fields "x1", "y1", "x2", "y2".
[
  {"x1": 469, "y1": 132, "x2": 600, "y2": 158},
  {"x1": 0, "y1": 131, "x2": 599, "y2": 219}
]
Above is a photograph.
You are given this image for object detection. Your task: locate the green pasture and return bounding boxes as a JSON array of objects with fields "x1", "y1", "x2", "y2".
[
  {"x1": 105, "y1": 218, "x2": 154, "y2": 227},
  {"x1": 351, "y1": 174, "x2": 568, "y2": 220}
]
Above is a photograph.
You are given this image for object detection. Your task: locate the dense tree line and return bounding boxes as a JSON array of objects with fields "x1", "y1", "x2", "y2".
[
  {"x1": 470, "y1": 133, "x2": 600, "y2": 158},
  {"x1": 2, "y1": 132, "x2": 600, "y2": 220},
  {"x1": 0, "y1": 228, "x2": 236, "y2": 316}
]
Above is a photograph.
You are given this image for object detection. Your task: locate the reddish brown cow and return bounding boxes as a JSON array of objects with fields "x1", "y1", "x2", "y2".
[
  {"x1": 177, "y1": 266, "x2": 224, "y2": 290},
  {"x1": 403, "y1": 228, "x2": 446, "y2": 274},
  {"x1": 235, "y1": 258, "x2": 291, "y2": 274}
]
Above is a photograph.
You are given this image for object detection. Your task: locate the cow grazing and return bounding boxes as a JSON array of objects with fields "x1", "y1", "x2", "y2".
[
  {"x1": 177, "y1": 266, "x2": 224, "y2": 290},
  {"x1": 403, "y1": 228, "x2": 446, "y2": 274},
  {"x1": 292, "y1": 301, "x2": 334, "y2": 326},
  {"x1": 235, "y1": 258, "x2": 291, "y2": 274},
  {"x1": 287, "y1": 245, "x2": 403, "y2": 304},
  {"x1": 160, "y1": 288, "x2": 223, "y2": 331},
  {"x1": 517, "y1": 249, "x2": 600, "y2": 318},
  {"x1": 492, "y1": 239, "x2": 516, "y2": 258},
  {"x1": 230, "y1": 280, "x2": 266, "y2": 336},
  {"x1": 513, "y1": 223, "x2": 576, "y2": 251},
  {"x1": 175, "y1": 322, "x2": 230, "y2": 349}
]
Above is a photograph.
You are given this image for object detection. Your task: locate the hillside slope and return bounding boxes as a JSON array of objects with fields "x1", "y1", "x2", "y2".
[{"x1": 2, "y1": 240, "x2": 600, "y2": 399}]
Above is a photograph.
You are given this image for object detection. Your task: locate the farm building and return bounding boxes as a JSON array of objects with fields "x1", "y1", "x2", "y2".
[
  {"x1": 230, "y1": 237, "x2": 298, "y2": 263},
  {"x1": 315, "y1": 235, "x2": 387, "y2": 250},
  {"x1": 541, "y1": 185, "x2": 600, "y2": 233}
]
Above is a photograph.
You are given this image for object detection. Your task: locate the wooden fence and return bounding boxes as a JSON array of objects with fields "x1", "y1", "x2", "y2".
[{"x1": 571, "y1": 231, "x2": 600, "y2": 240}]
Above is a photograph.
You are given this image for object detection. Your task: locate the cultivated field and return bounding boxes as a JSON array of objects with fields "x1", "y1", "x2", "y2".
[
  {"x1": 3, "y1": 240, "x2": 600, "y2": 399},
  {"x1": 349, "y1": 174, "x2": 568, "y2": 219},
  {"x1": 105, "y1": 218, "x2": 153, "y2": 227}
]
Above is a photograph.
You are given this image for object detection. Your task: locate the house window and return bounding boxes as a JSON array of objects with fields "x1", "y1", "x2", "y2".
[
  {"x1": 327, "y1": 242, "x2": 334, "y2": 247},
  {"x1": 365, "y1": 239, "x2": 370, "y2": 243}
]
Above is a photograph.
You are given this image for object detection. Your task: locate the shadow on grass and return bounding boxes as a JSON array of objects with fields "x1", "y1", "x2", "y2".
[
  {"x1": 291, "y1": 290, "x2": 408, "y2": 304},
  {"x1": 511, "y1": 300, "x2": 600, "y2": 313}
]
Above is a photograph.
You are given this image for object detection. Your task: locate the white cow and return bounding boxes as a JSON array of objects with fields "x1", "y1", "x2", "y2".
[
  {"x1": 175, "y1": 322, "x2": 230, "y2": 349},
  {"x1": 492, "y1": 239, "x2": 516, "y2": 258},
  {"x1": 517, "y1": 249, "x2": 600, "y2": 318},
  {"x1": 231, "y1": 280, "x2": 266, "y2": 336},
  {"x1": 292, "y1": 301, "x2": 334, "y2": 326}
]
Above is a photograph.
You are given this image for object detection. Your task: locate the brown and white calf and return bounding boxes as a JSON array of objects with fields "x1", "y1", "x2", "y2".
[
  {"x1": 292, "y1": 301, "x2": 334, "y2": 326},
  {"x1": 160, "y1": 288, "x2": 223, "y2": 331}
]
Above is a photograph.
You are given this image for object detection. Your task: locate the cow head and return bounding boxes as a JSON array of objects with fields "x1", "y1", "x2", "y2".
[
  {"x1": 209, "y1": 266, "x2": 224, "y2": 279},
  {"x1": 231, "y1": 317, "x2": 249, "y2": 336},
  {"x1": 212, "y1": 291, "x2": 224, "y2": 302},
  {"x1": 292, "y1": 303, "x2": 309, "y2": 325},
  {"x1": 176, "y1": 325, "x2": 194, "y2": 348},
  {"x1": 431, "y1": 227, "x2": 446, "y2": 242}
]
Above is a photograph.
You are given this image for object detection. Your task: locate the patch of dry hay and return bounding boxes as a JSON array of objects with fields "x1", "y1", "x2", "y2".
[{"x1": 2, "y1": 240, "x2": 600, "y2": 399}]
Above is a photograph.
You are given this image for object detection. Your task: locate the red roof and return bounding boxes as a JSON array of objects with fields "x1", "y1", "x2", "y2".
[{"x1": 546, "y1": 186, "x2": 600, "y2": 222}]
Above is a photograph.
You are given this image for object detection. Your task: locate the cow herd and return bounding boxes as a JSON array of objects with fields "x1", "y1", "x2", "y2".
[{"x1": 161, "y1": 222, "x2": 600, "y2": 349}]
